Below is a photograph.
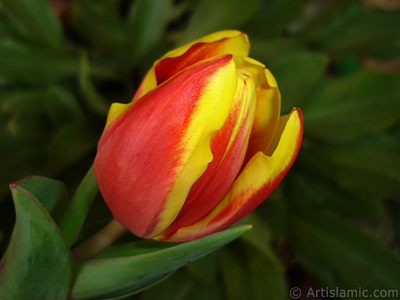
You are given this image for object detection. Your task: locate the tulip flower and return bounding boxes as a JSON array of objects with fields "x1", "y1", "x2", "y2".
[{"x1": 93, "y1": 30, "x2": 303, "y2": 242}]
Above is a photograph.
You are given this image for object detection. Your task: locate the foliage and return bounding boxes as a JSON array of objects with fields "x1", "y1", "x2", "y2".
[{"x1": 0, "y1": 0, "x2": 399, "y2": 299}]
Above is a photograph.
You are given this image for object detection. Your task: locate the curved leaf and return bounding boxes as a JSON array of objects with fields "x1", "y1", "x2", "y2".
[
  {"x1": 58, "y1": 166, "x2": 98, "y2": 246},
  {"x1": 16, "y1": 176, "x2": 69, "y2": 221},
  {"x1": 0, "y1": 184, "x2": 73, "y2": 300},
  {"x1": 71, "y1": 225, "x2": 251, "y2": 299}
]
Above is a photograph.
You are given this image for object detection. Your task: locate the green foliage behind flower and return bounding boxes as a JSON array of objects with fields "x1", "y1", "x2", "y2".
[{"x1": 0, "y1": 0, "x2": 399, "y2": 299}]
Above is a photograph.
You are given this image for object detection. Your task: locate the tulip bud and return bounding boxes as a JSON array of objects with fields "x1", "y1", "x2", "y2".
[{"x1": 94, "y1": 30, "x2": 303, "y2": 242}]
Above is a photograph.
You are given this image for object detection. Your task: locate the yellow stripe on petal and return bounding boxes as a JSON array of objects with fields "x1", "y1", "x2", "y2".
[
  {"x1": 156, "y1": 108, "x2": 303, "y2": 241},
  {"x1": 221, "y1": 69, "x2": 258, "y2": 159},
  {"x1": 144, "y1": 56, "x2": 239, "y2": 238},
  {"x1": 133, "y1": 30, "x2": 249, "y2": 101},
  {"x1": 109, "y1": 32, "x2": 249, "y2": 127},
  {"x1": 163, "y1": 30, "x2": 249, "y2": 61},
  {"x1": 244, "y1": 67, "x2": 281, "y2": 163},
  {"x1": 104, "y1": 102, "x2": 133, "y2": 129},
  {"x1": 161, "y1": 68, "x2": 258, "y2": 235}
]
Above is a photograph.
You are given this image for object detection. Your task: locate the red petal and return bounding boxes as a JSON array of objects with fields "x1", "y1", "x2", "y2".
[{"x1": 94, "y1": 55, "x2": 235, "y2": 237}]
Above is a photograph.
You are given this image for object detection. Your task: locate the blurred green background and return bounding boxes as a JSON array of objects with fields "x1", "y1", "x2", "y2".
[{"x1": 1, "y1": 0, "x2": 400, "y2": 299}]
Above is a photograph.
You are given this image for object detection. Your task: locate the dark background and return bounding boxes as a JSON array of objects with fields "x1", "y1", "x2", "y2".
[{"x1": 0, "y1": 0, "x2": 399, "y2": 299}]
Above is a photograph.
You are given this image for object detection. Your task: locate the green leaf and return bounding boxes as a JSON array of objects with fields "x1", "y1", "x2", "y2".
[
  {"x1": 186, "y1": 250, "x2": 220, "y2": 284},
  {"x1": 49, "y1": 121, "x2": 99, "y2": 173},
  {"x1": 242, "y1": 0, "x2": 302, "y2": 38},
  {"x1": 0, "y1": 88, "x2": 49, "y2": 115},
  {"x1": 78, "y1": 52, "x2": 110, "y2": 116},
  {"x1": 46, "y1": 87, "x2": 85, "y2": 126},
  {"x1": 220, "y1": 244, "x2": 253, "y2": 299},
  {"x1": 58, "y1": 166, "x2": 99, "y2": 246},
  {"x1": 290, "y1": 211, "x2": 400, "y2": 300},
  {"x1": 127, "y1": 0, "x2": 174, "y2": 67},
  {"x1": 269, "y1": 51, "x2": 328, "y2": 114},
  {"x1": 220, "y1": 239, "x2": 288, "y2": 300},
  {"x1": 15, "y1": 176, "x2": 69, "y2": 221},
  {"x1": 256, "y1": 197, "x2": 288, "y2": 244},
  {"x1": 249, "y1": 38, "x2": 307, "y2": 66},
  {"x1": 244, "y1": 240, "x2": 288, "y2": 300},
  {"x1": 303, "y1": 69, "x2": 400, "y2": 142},
  {"x1": 178, "y1": 0, "x2": 261, "y2": 45},
  {"x1": 331, "y1": 56, "x2": 362, "y2": 76},
  {"x1": 0, "y1": 184, "x2": 72, "y2": 300},
  {"x1": 235, "y1": 208, "x2": 273, "y2": 245},
  {"x1": 313, "y1": 8, "x2": 400, "y2": 59},
  {"x1": 297, "y1": 0, "x2": 358, "y2": 43},
  {"x1": 83, "y1": 273, "x2": 173, "y2": 300},
  {"x1": 69, "y1": 0, "x2": 127, "y2": 52},
  {"x1": 0, "y1": 102, "x2": 51, "y2": 147},
  {"x1": 71, "y1": 225, "x2": 251, "y2": 299},
  {"x1": 95, "y1": 239, "x2": 177, "y2": 259},
  {"x1": 310, "y1": 133, "x2": 400, "y2": 200},
  {"x1": 285, "y1": 153, "x2": 383, "y2": 218},
  {"x1": 0, "y1": 39, "x2": 78, "y2": 83},
  {"x1": 138, "y1": 271, "x2": 200, "y2": 300},
  {"x1": 179, "y1": 274, "x2": 221, "y2": 300},
  {"x1": 1, "y1": 0, "x2": 64, "y2": 49}
]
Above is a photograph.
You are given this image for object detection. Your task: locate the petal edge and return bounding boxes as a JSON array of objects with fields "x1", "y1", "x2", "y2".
[{"x1": 157, "y1": 108, "x2": 303, "y2": 241}]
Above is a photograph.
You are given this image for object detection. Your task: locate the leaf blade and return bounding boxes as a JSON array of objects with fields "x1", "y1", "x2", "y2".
[
  {"x1": 290, "y1": 211, "x2": 400, "y2": 299},
  {"x1": 0, "y1": 184, "x2": 73, "y2": 300},
  {"x1": 1, "y1": 0, "x2": 64, "y2": 48},
  {"x1": 71, "y1": 225, "x2": 251, "y2": 299}
]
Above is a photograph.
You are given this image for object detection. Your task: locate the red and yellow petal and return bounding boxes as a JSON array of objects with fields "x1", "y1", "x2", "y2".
[
  {"x1": 156, "y1": 108, "x2": 303, "y2": 242},
  {"x1": 94, "y1": 55, "x2": 238, "y2": 238},
  {"x1": 133, "y1": 30, "x2": 249, "y2": 101},
  {"x1": 243, "y1": 66, "x2": 281, "y2": 164},
  {"x1": 162, "y1": 69, "x2": 258, "y2": 235}
]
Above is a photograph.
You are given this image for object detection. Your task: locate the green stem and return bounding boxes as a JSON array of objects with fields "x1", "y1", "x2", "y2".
[
  {"x1": 59, "y1": 165, "x2": 99, "y2": 246},
  {"x1": 72, "y1": 219, "x2": 127, "y2": 260}
]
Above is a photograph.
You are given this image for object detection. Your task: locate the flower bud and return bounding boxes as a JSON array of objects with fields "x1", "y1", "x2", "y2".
[{"x1": 94, "y1": 30, "x2": 303, "y2": 241}]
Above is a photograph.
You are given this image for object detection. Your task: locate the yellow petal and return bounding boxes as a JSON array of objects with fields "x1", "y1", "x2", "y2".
[{"x1": 244, "y1": 68, "x2": 281, "y2": 164}]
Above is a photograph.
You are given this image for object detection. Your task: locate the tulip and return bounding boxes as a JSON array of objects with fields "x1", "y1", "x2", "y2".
[{"x1": 93, "y1": 30, "x2": 303, "y2": 242}]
